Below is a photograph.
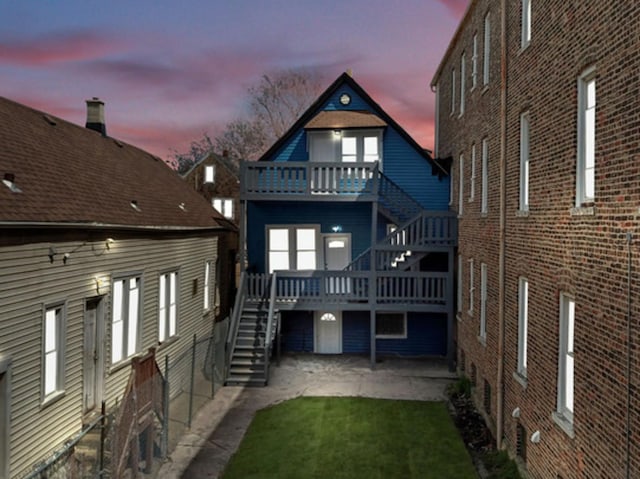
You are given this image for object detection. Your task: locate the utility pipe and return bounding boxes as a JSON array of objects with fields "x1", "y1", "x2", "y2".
[{"x1": 625, "y1": 232, "x2": 632, "y2": 478}]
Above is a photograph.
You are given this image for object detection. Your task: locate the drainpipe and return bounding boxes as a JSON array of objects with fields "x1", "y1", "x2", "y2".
[
  {"x1": 496, "y1": 0, "x2": 508, "y2": 450},
  {"x1": 625, "y1": 232, "x2": 632, "y2": 479}
]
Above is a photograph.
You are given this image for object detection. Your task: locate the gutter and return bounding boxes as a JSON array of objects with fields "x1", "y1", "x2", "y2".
[{"x1": 0, "y1": 221, "x2": 231, "y2": 232}]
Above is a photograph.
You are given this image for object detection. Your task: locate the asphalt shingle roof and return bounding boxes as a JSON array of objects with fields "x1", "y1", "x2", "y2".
[
  {"x1": 304, "y1": 110, "x2": 387, "y2": 129},
  {"x1": 0, "y1": 97, "x2": 230, "y2": 230}
]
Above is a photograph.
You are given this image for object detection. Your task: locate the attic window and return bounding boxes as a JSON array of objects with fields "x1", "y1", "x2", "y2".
[
  {"x1": 2, "y1": 173, "x2": 22, "y2": 193},
  {"x1": 204, "y1": 165, "x2": 215, "y2": 184},
  {"x1": 42, "y1": 114, "x2": 57, "y2": 126},
  {"x1": 130, "y1": 200, "x2": 141, "y2": 212}
]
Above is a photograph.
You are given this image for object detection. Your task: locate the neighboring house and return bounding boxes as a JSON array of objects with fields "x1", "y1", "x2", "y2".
[
  {"x1": 226, "y1": 72, "x2": 456, "y2": 386},
  {"x1": 432, "y1": 1, "x2": 640, "y2": 477},
  {"x1": 0, "y1": 97, "x2": 235, "y2": 478}
]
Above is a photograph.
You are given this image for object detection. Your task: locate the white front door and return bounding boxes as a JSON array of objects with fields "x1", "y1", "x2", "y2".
[
  {"x1": 315, "y1": 311, "x2": 342, "y2": 354},
  {"x1": 324, "y1": 234, "x2": 351, "y2": 270},
  {"x1": 83, "y1": 298, "x2": 103, "y2": 414}
]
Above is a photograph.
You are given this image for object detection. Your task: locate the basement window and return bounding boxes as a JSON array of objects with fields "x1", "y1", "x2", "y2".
[{"x1": 375, "y1": 312, "x2": 407, "y2": 339}]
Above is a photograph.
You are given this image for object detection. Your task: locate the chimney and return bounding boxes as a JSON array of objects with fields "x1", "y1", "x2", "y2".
[{"x1": 85, "y1": 97, "x2": 106, "y2": 136}]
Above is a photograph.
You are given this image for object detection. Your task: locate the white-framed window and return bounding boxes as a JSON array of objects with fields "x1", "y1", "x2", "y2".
[
  {"x1": 577, "y1": 67, "x2": 596, "y2": 206},
  {"x1": 158, "y1": 271, "x2": 178, "y2": 343},
  {"x1": 521, "y1": 0, "x2": 532, "y2": 48},
  {"x1": 341, "y1": 131, "x2": 381, "y2": 163},
  {"x1": 458, "y1": 154, "x2": 464, "y2": 216},
  {"x1": 459, "y1": 52, "x2": 466, "y2": 116},
  {"x1": 557, "y1": 294, "x2": 575, "y2": 426},
  {"x1": 457, "y1": 254, "x2": 463, "y2": 313},
  {"x1": 471, "y1": 33, "x2": 478, "y2": 89},
  {"x1": 375, "y1": 312, "x2": 407, "y2": 338},
  {"x1": 112, "y1": 275, "x2": 141, "y2": 364},
  {"x1": 451, "y1": 68, "x2": 456, "y2": 114},
  {"x1": 517, "y1": 278, "x2": 529, "y2": 378},
  {"x1": 480, "y1": 263, "x2": 488, "y2": 340},
  {"x1": 483, "y1": 12, "x2": 491, "y2": 86},
  {"x1": 470, "y1": 143, "x2": 476, "y2": 202},
  {"x1": 204, "y1": 165, "x2": 215, "y2": 184},
  {"x1": 468, "y1": 259, "x2": 475, "y2": 315},
  {"x1": 267, "y1": 226, "x2": 319, "y2": 273},
  {"x1": 204, "y1": 260, "x2": 212, "y2": 311},
  {"x1": 213, "y1": 198, "x2": 234, "y2": 219},
  {"x1": 481, "y1": 138, "x2": 489, "y2": 213},
  {"x1": 0, "y1": 356, "x2": 11, "y2": 479},
  {"x1": 520, "y1": 112, "x2": 530, "y2": 211},
  {"x1": 43, "y1": 303, "x2": 65, "y2": 403}
]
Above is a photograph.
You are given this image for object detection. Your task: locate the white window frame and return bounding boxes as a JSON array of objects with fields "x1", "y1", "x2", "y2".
[
  {"x1": 520, "y1": 112, "x2": 530, "y2": 211},
  {"x1": 556, "y1": 294, "x2": 575, "y2": 432},
  {"x1": 42, "y1": 302, "x2": 66, "y2": 404},
  {"x1": 457, "y1": 254, "x2": 463, "y2": 313},
  {"x1": 340, "y1": 130, "x2": 382, "y2": 163},
  {"x1": 483, "y1": 12, "x2": 491, "y2": 86},
  {"x1": 267, "y1": 225, "x2": 320, "y2": 273},
  {"x1": 481, "y1": 138, "x2": 489, "y2": 213},
  {"x1": 451, "y1": 68, "x2": 456, "y2": 114},
  {"x1": 111, "y1": 275, "x2": 142, "y2": 365},
  {"x1": 479, "y1": 263, "x2": 487, "y2": 341},
  {"x1": 459, "y1": 52, "x2": 466, "y2": 116},
  {"x1": 204, "y1": 260, "x2": 213, "y2": 311},
  {"x1": 204, "y1": 165, "x2": 215, "y2": 184},
  {"x1": 576, "y1": 67, "x2": 596, "y2": 206},
  {"x1": 158, "y1": 270, "x2": 178, "y2": 343},
  {"x1": 375, "y1": 312, "x2": 407, "y2": 339},
  {"x1": 458, "y1": 154, "x2": 464, "y2": 216},
  {"x1": 469, "y1": 143, "x2": 476, "y2": 202},
  {"x1": 468, "y1": 259, "x2": 475, "y2": 315},
  {"x1": 471, "y1": 33, "x2": 478, "y2": 89},
  {"x1": 213, "y1": 198, "x2": 234, "y2": 219},
  {"x1": 517, "y1": 278, "x2": 528, "y2": 378},
  {"x1": 0, "y1": 356, "x2": 11, "y2": 479},
  {"x1": 521, "y1": 0, "x2": 532, "y2": 48}
]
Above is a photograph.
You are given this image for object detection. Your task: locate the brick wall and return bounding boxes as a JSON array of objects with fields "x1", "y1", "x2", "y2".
[{"x1": 434, "y1": 1, "x2": 640, "y2": 477}]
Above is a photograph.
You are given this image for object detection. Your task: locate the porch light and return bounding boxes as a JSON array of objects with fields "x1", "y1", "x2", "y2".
[
  {"x1": 105, "y1": 238, "x2": 115, "y2": 250},
  {"x1": 331, "y1": 225, "x2": 342, "y2": 233},
  {"x1": 333, "y1": 129, "x2": 342, "y2": 137}
]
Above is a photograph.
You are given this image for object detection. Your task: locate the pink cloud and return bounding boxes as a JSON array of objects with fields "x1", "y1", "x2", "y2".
[{"x1": 0, "y1": 31, "x2": 126, "y2": 66}]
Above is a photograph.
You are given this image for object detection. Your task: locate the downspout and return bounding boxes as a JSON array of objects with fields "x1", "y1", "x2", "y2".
[
  {"x1": 496, "y1": 0, "x2": 508, "y2": 450},
  {"x1": 625, "y1": 232, "x2": 632, "y2": 479}
]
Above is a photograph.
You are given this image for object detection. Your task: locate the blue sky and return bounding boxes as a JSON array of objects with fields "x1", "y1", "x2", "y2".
[{"x1": 0, "y1": 0, "x2": 467, "y2": 161}]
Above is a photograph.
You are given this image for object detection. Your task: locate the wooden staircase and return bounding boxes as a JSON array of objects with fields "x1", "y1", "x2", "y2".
[{"x1": 226, "y1": 307, "x2": 270, "y2": 386}]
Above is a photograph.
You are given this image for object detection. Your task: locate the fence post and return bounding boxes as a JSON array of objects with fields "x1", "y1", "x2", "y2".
[
  {"x1": 163, "y1": 355, "x2": 169, "y2": 457},
  {"x1": 210, "y1": 331, "x2": 216, "y2": 398},
  {"x1": 99, "y1": 400, "x2": 106, "y2": 475},
  {"x1": 188, "y1": 333, "x2": 197, "y2": 428}
]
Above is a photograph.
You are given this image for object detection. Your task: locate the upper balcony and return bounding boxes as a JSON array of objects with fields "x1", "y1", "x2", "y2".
[{"x1": 240, "y1": 161, "x2": 378, "y2": 201}]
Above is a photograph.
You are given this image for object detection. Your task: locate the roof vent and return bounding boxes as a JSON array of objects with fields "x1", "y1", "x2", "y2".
[
  {"x1": 178, "y1": 202, "x2": 187, "y2": 211},
  {"x1": 43, "y1": 114, "x2": 57, "y2": 126},
  {"x1": 86, "y1": 97, "x2": 107, "y2": 136},
  {"x1": 2, "y1": 173, "x2": 22, "y2": 193},
  {"x1": 130, "y1": 200, "x2": 141, "y2": 212}
]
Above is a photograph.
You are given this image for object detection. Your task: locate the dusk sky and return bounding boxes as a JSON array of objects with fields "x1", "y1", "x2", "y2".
[{"x1": 0, "y1": 0, "x2": 467, "y2": 163}]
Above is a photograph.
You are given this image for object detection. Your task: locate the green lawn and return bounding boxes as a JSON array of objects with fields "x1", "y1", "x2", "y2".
[{"x1": 221, "y1": 397, "x2": 478, "y2": 479}]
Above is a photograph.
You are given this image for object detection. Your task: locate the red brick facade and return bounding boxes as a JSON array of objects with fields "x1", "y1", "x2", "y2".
[{"x1": 433, "y1": 1, "x2": 640, "y2": 477}]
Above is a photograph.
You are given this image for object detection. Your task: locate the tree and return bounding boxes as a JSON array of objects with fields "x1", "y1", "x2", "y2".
[{"x1": 171, "y1": 68, "x2": 324, "y2": 169}]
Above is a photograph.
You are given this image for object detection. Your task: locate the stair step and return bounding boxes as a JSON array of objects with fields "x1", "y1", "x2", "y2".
[
  {"x1": 226, "y1": 376, "x2": 266, "y2": 387},
  {"x1": 229, "y1": 365, "x2": 265, "y2": 374},
  {"x1": 231, "y1": 358, "x2": 266, "y2": 367}
]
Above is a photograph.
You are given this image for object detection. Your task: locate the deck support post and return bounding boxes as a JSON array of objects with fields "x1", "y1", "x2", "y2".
[
  {"x1": 446, "y1": 246, "x2": 455, "y2": 371},
  {"x1": 369, "y1": 198, "x2": 378, "y2": 369}
]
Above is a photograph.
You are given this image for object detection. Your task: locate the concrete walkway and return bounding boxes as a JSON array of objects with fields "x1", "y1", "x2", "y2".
[{"x1": 157, "y1": 354, "x2": 457, "y2": 479}]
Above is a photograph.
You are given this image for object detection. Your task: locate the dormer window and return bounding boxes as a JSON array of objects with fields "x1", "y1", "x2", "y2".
[
  {"x1": 204, "y1": 165, "x2": 215, "y2": 184},
  {"x1": 308, "y1": 129, "x2": 382, "y2": 164}
]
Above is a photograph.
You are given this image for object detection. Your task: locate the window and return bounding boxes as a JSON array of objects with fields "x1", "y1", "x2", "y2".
[
  {"x1": 158, "y1": 271, "x2": 178, "y2": 342},
  {"x1": 204, "y1": 261, "x2": 212, "y2": 310},
  {"x1": 267, "y1": 226, "x2": 318, "y2": 273},
  {"x1": 451, "y1": 68, "x2": 456, "y2": 114},
  {"x1": 204, "y1": 165, "x2": 215, "y2": 184},
  {"x1": 577, "y1": 68, "x2": 596, "y2": 206},
  {"x1": 483, "y1": 12, "x2": 491, "y2": 85},
  {"x1": 459, "y1": 53, "x2": 466, "y2": 116},
  {"x1": 213, "y1": 198, "x2": 234, "y2": 219},
  {"x1": 481, "y1": 138, "x2": 489, "y2": 213},
  {"x1": 557, "y1": 294, "x2": 575, "y2": 426},
  {"x1": 457, "y1": 254, "x2": 463, "y2": 313},
  {"x1": 112, "y1": 276, "x2": 141, "y2": 364},
  {"x1": 520, "y1": 112, "x2": 530, "y2": 211},
  {"x1": 0, "y1": 356, "x2": 11, "y2": 479},
  {"x1": 340, "y1": 132, "x2": 380, "y2": 163},
  {"x1": 470, "y1": 143, "x2": 476, "y2": 202},
  {"x1": 458, "y1": 154, "x2": 464, "y2": 216},
  {"x1": 521, "y1": 0, "x2": 531, "y2": 48},
  {"x1": 468, "y1": 259, "x2": 475, "y2": 315},
  {"x1": 43, "y1": 303, "x2": 65, "y2": 402},
  {"x1": 517, "y1": 278, "x2": 529, "y2": 378},
  {"x1": 471, "y1": 34, "x2": 478, "y2": 89},
  {"x1": 376, "y1": 312, "x2": 407, "y2": 338},
  {"x1": 480, "y1": 263, "x2": 487, "y2": 340}
]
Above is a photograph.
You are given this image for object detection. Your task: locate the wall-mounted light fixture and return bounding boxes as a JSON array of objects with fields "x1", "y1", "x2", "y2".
[
  {"x1": 333, "y1": 129, "x2": 342, "y2": 137},
  {"x1": 331, "y1": 225, "x2": 343, "y2": 233},
  {"x1": 105, "y1": 238, "x2": 115, "y2": 250}
]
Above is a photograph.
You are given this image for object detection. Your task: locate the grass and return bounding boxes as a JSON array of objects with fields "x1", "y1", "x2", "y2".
[{"x1": 221, "y1": 397, "x2": 478, "y2": 479}]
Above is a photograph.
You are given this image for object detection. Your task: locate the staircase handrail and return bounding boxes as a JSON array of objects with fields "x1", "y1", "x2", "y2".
[
  {"x1": 377, "y1": 170, "x2": 425, "y2": 222},
  {"x1": 226, "y1": 271, "x2": 247, "y2": 378},
  {"x1": 263, "y1": 272, "x2": 278, "y2": 383}
]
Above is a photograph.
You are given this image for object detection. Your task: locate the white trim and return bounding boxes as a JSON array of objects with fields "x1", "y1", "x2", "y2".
[
  {"x1": 457, "y1": 254, "x2": 463, "y2": 313},
  {"x1": 517, "y1": 278, "x2": 529, "y2": 378},
  {"x1": 314, "y1": 311, "x2": 343, "y2": 353},
  {"x1": 459, "y1": 52, "x2": 466, "y2": 116},
  {"x1": 481, "y1": 138, "x2": 489, "y2": 213},
  {"x1": 111, "y1": 273, "x2": 143, "y2": 366},
  {"x1": 576, "y1": 66, "x2": 596, "y2": 206},
  {"x1": 519, "y1": 112, "x2": 530, "y2": 211},
  {"x1": 483, "y1": 12, "x2": 491, "y2": 86},
  {"x1": 557, "y1": 293, "x2": 575, "y2": 427},
  {"x1": 469, "y1": 143, "x2": 476, "y2": 202},
  {"x1": 471, "y1": 33, "x2": 478, "y2": 90},
  {"x1": 458, "y1": 154, "x2": 464, "y2": 216},
  {"x1": 479, "y1": 263, "x2": 487, "y2": 340},
  {"x1": 267, "y1": 224, "x2": 321, "y2": 273},
  {"x1": 42, "y1": 301, "x2": 66, "y2": 406},
  {"x1": 521, "y1": 0, "x2": 532, "y2": 49},
  {"x1": 451, "y1": 68, "x2": 456, "y2": 114},
  {"x1": 159, "y1": 269, "x2": 179, "y2": 343},
  {"x1": 467, "y1": 258, "x2": 475, "y2": 316}
]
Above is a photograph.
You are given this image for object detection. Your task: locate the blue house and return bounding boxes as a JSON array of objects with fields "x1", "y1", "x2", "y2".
[{"x1": 226, "y1": 72, "x2": 456, "y2": 385}]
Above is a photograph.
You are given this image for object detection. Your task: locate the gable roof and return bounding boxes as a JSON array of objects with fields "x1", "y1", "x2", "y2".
[
  {"x1": 0, "y1": 96, "x2": 232, "y2": 231},
  {"x1": 181, "y1": 150, "x2": 240, "y2": 179},
  {"x1": 258, "y1": 72, "x2": 448, "y2": 176}
]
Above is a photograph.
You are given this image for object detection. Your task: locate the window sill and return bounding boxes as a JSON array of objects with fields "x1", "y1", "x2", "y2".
[
  {"x1": 513, "y1": 371, "x2": 528, "y2": 389},
  {"x1": 477, "y1": 335, "x2": 487, "y2": 347},
  {"x1": 570, "y1": 205, "x2": 595, "y2": 216},
  {"x1": 481, "y1": 85, "x2": 489, "y2": 95},
  {"x1": 468, "y1": 197, "x2": 475, "y2": 203},
  {"x1": 516, "y1": 209, "x2": 529, "y2": 217},
  {"x1": 41, "y1": 390, "x2": 66, "y2": 409},
  {"x1": 519, "y1": 42, "x2": 531, "y2": 54},
  {"x1": 480, "y1": 211, "x2": 488, "y2": 217},
  {"x1": 552, "y1": 412, "x2": 575, "y2": 438},
  {"x1": 157, "y1": 335, "x2": 180, "y2": 351},
  {"x1": 109, "y1": 355, "x2": 140, "y2": 374},
  {"x1": 467, "y1": 309, "x2": 474, "y2": 318}
]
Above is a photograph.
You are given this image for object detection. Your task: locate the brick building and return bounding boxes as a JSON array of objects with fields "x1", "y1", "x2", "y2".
[{"x1": 432, "y1": 1, "x2": 640, "y2": 477}]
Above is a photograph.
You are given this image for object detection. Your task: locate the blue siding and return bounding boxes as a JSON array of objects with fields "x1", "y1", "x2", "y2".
[
  {"x1": 247, "y1": 201, "x2": 372, "y2": 273},
  {"x1": 342, "y1": 311, "x2": 370, "y2": 353},
  {"x1": 281, "y1": 311, "x2": 314, "y2": 352},
  {"x1": 376, "y1": 313, "x2": 447, "y2": 356}
]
